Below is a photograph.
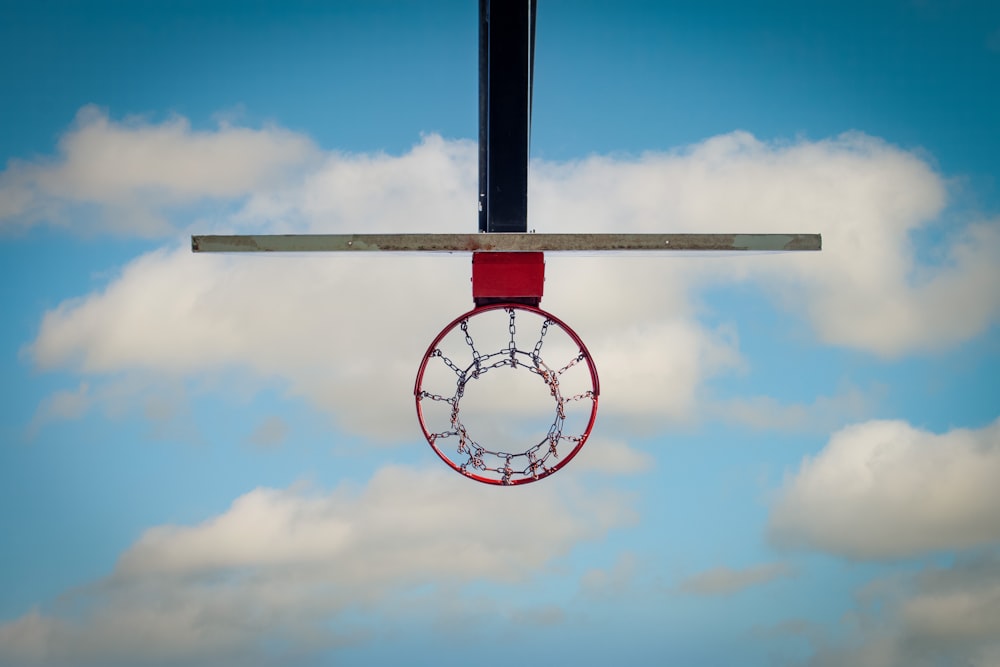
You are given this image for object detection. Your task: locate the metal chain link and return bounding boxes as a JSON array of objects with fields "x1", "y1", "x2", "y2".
[
  {"x1": 460, "y1": 319, "x2": 481, "y2": 365},
  {"x1": 419, "y1": 390, "x2": 454, "y2": 403},
  {"x1": 557, "y1": 352, "x2": 586, "y2": 375},
  {"x1": 532, "y1": 318, "x2": 551, "y2": 362},
  {"x1": 431, "y1": 348, "x2": 466, "y2": 378}
]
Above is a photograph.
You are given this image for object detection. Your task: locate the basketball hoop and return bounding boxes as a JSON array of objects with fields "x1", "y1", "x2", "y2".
[
  {"x1": 414, "y1": 303, "x2": 599, "y2": 485},
  {"x1": 190, "y1": 1, "x2": 820, "y2": 486}
]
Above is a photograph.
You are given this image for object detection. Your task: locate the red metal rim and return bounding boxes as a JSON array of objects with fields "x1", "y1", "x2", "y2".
[{"x1": 414, "y1": 302, "x2": 599, "y2": 485}]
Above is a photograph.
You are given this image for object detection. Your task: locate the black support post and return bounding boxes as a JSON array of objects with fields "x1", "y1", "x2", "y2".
[{"x1": 478, "y1": 0, "x2": 536, "y2": 233}]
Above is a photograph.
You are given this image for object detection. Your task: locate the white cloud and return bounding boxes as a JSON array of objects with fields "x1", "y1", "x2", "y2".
[
  {"x1": 570, "y1": 438, "x2": 654, "y2": 474},
  {"x1": 804, "y1": 552, "x2": 1000, "y2": 667},
  {"x1": 27, "y1": 382, "x2": 92, "y2": 437},
  {"x1": 0, "y1": 465, "x2": 636, "y2": 666},
  {"x1": 804, "y1": 220, "x2": 1000, "y2": 356},
  {"x1": 533, "y1": 131, "x2": 1000, "y2": 356},
  {"x1": 0, "y1": 105, "x2": 320, "y2": 235},
  {"x1": 508, "y1": 604, "x2": 566, "y2": 627},
  {"x1": 17, "y1": 111, "x2": 1000, "y2": 444},
  {"x1": 676, "y1": 561, "x2": 795, "y2": 596},
  {"x1": 26, "y1": 374, "x2": 200, "y2": 443},
  {"x1": 25, "y1": 245, "x2": 738, "y2": 441},
  {"x1": 769, "y1": 418, "x2": 1000, "y2": 559},
  {"x1": 713, "y1": 385, "x2": 879, "y2": 433},
  {"x1": 234, "y1": 131, "x2": 477, "y2": 234},
  {"x1": 580, "y1": 552, "x2": 640, "y2": 599},
  {"x1": 246, "y1": 415, "x2": 289, "y2": 448},
  {"x1": 116, "y1": 465, "x2": 634, "y2": 581}
]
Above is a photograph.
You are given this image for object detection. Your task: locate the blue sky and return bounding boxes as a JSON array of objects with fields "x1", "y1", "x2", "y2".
[{"x1": 1, "y1": 1, "x2": 999, "y2": 665}]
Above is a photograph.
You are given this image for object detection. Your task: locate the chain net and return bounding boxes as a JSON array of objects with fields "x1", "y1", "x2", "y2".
[{"x1": 415, "y1": 304, "x2": 599, "y2": 485}]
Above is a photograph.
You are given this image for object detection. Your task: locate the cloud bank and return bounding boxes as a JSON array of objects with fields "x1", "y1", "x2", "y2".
[
  {"x1": 677, "y1": 561, "x2": 795, "y2": 596},
  {"x1": 1, "y1": 106, "x2": 320, "y2": 235},
  {"x1": 14, "y1": 108, "x2": 1000, "y2": 444},
  {"x1": 770, "y1": 418, "x2": 1000, "y2": 559},
  {"x1": 805, "y1": 552, "x2": 1000, "y2": 667},
  {"x1": 0, "y1": 465, "x2": 636, "y2": 666}
]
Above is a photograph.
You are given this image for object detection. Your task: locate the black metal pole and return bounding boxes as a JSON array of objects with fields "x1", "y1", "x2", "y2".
[
  {"x1": 478, "y1": 0, "x2": 489, "y2": 231},
  {"x1": 478, "y1": 0, "x2": 535, "y2": 233}
]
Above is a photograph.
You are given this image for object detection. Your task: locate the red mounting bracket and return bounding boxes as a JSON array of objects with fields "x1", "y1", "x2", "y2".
[{"x1": 472, "y1": 252, "x2": 544, "y2": 307}]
